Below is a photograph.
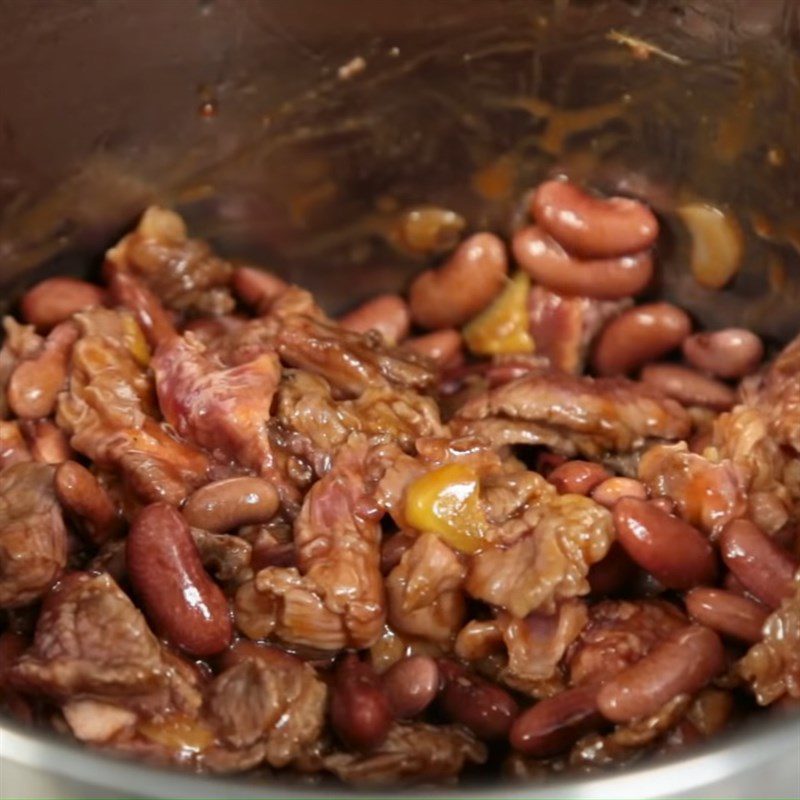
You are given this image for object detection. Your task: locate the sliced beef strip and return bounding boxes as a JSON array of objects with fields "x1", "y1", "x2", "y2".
[{"x1": 453, "y1": 369, "x2": 691, "y2": 459}]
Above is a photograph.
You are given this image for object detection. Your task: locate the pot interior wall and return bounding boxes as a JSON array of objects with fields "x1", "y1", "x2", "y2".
[{"x1": 1, "y1": 0, "x2": 799, "y2": 338}]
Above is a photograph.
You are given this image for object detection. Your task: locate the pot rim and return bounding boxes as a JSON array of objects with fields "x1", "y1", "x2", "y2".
[{"x1": 1, "y1": 711, "x2": 798, "y2": 798}]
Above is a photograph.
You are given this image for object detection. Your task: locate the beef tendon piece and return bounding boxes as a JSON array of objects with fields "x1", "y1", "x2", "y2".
[
  {"x1": 710, "y1": 331, "x2": 800, "y2": 522},
  {"x1": 275, "y1": 314, "x2": 435, "y2": 398},
  {"x1": 0, "y1": 462, "x2": 67, "y2": 608},
  {"x1": 465, "y1": 494, "x2": 614, "y2": 616},
  {"x1": 272, "y1": 370, "x2": 443, "y2": 480},
  {"x1": 105, "y1": 206, "x2": 234, "y2": 316},
  {"x1": 386, "y1": 532, "x2": 466, "y2": 643},
  {"x1": 748, "y1": 331, "x2": 800, "y2": 453},
  {"x1": 739, "y1": 570, "x2": 800, "y2": 704},
  {"x1": 638, "y1": 443, "x2": 749, "y2": 539},
  {"x1": 712, "y1": 406, "x2": 795, "y2": 533},
  {"x1": 236, "y1": 443, "x2": 385, "y2": 650},
  {"x1": 57, "y1": 309, "x2": 210, "y2": 505},
  {"x1": 11, "y1": 572, "x2": 201, "y2": 718},
  {"x1": 323, "y1": 722, "x2": 486, "y2": 786},
  {"x1": 153, "y1": 332, "x2": 297, "y2": 507},
  {"x1": 453, "y1": 370, "x2": 691, "y2": 459},
  {"x1": 206, "y1": 655, "x2": 326, "y2": 768}
]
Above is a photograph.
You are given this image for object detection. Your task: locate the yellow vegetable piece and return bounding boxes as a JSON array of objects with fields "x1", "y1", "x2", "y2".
[
  {"x1": 463, "y1": 272, "x2": 534, "y2": 356},
  {"x1": 122, "y1": 314, "x2": 151, "y2": 366},
  {"x1": 405, "y1": 463, "x2": 487, "y2": 554},
  {"x1": 139, "y1": 714, "x2": 214, "y2": 753}
]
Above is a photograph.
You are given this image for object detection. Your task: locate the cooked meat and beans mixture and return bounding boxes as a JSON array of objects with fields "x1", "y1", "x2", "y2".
[{"x1": 0, "y1": 180, "x2": 797, "y2": 786}]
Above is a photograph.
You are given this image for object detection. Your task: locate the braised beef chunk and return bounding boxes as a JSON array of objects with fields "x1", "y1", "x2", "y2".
[
  {"x1": 0, "y1": 462, "x2": 67, "y2": 608},
  {"x1": 1, "y1": 180, "x2": 798, "y2": 786},
  {"x1": 106, "y1": 206, "x2": 234, "y2": 316},
  {"x1": 206, "y1": 655, "x2": 326, "y2": 767},
  {"x1": 386, "y1": 532, "x2": 466, "y2": 642},
  {"x1": 11, "y1": 572, "x2": 201, "y2": 716},
  {"x1": 57, "y1": 309, "x2": 210, "y2": 505}
]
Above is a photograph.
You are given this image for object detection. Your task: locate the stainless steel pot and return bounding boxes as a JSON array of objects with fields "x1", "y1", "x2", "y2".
[{"x1": 0, "y1": 0, "x2": 799, "y2": 796}]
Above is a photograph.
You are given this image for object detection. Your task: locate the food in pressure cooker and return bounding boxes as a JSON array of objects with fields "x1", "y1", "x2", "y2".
[{"x1": 0, "y1": 180, "x2": 798, "y2": 786}]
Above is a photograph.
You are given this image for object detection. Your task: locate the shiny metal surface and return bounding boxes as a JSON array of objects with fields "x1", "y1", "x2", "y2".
[
  {"x1": 0, "y1": 0, "x2": 799, "y2": 796},
  {"x1": 0, "y1": 711, "x2": 798, "y2": 798}
]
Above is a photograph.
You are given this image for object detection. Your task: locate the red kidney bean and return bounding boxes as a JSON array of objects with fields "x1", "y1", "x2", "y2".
[
  {"x1": 648, "y1": 496, "x2": 676, "y2": 515},
  {"x1": 530, "y1": 180, "x2": 658, "y2": 258},
  {"x1": 25, "y1": 420, "x2": 73, "y2": 464},
  {"x1": 486, "y1": 358, "x2": 546, "y2": 387},
  {"x1": 640, "y1": 364, "x2": 735, "y2": 411},
  {"x1": 7, "y1": 322, "x2": 79, "y2": 419},
  {"x1": 588, "y1": 542, "x2": 639, "y2": 595},
  {"x1": 719, "y1": 519, "x2": 798, "y2": 609},
  {"x1": 512, "y1": 226, "x2": 653, "y2": 300},
  {"x1": 405, "y1": 329, "x2": 464, "y2": 367},
  {"x1": 591, "y1": 477, "x2": 647, "y2": 508},
  {"x1": 55, "y1": 461, "x2": 121, "y2": 545},
  {"x1": 232, "y1": 266, "x2": 288, "y2": 313},
  {"x1": 613, "y1": 497, "x2": 717, "y2": 590},
  {"x1": 330, "y1": 654, "x2": 392, "y2": 750},
  {"x1": 182, "y1": 477, "x2": 279, "y2": 533},
  {"x1": 106, "y1": 267, "x2": 176, "y2": 347},
  {"x1": 20, "y1": 277, "x2": 106, "y2": 330},
  {"x1": 685, "y1": 587, "x2": 769, "y2": 644},
  {"x1": 536, "y1": 452, "x2": 568, "y2": 477},
  {"x1": 438, "y1": 659, "x2": 519, "y2": 740},
  {"x1": 408, "y1": 233, "x2": 508, "y2": 329},
  {"x1": 0, "y1": 421, "x2": 32, "y2": 470},
  {"x1": 682, "y1": 329, "x2": 763, "y2": 379},
  {"x1": 592, "y1": 303, "x2": 691, "y2": 376},
  {"x1": 380, "y1": 531, "x2": 416, "y2": 574},
  {"x1": 547, "y1": 460, "x2": 610, "y2": 495},
  {"x1": 381, "y1": 655, "x2": 439, "y2": 719},
  {"x1": 723, "y1": 571, "x2": 750, "y2": 597},
  {"x1": 127, "y1": 502, "x2": 232, "y2": 656},
  {"x1": 510, "y1": 685, "x2": 603, "y2": 756},
  {"x1": 597, "y1": 625, "x2": 725, "y2": 723},
  {"x1": 339, "y1": 294, "x2": 411, "y2": 345},
  {"x1": 0, "y1": 631, "x2": 28, "y2": 684},
  {"x1": 772, "y1": 521, "x2": 798, "y2": 553}
]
